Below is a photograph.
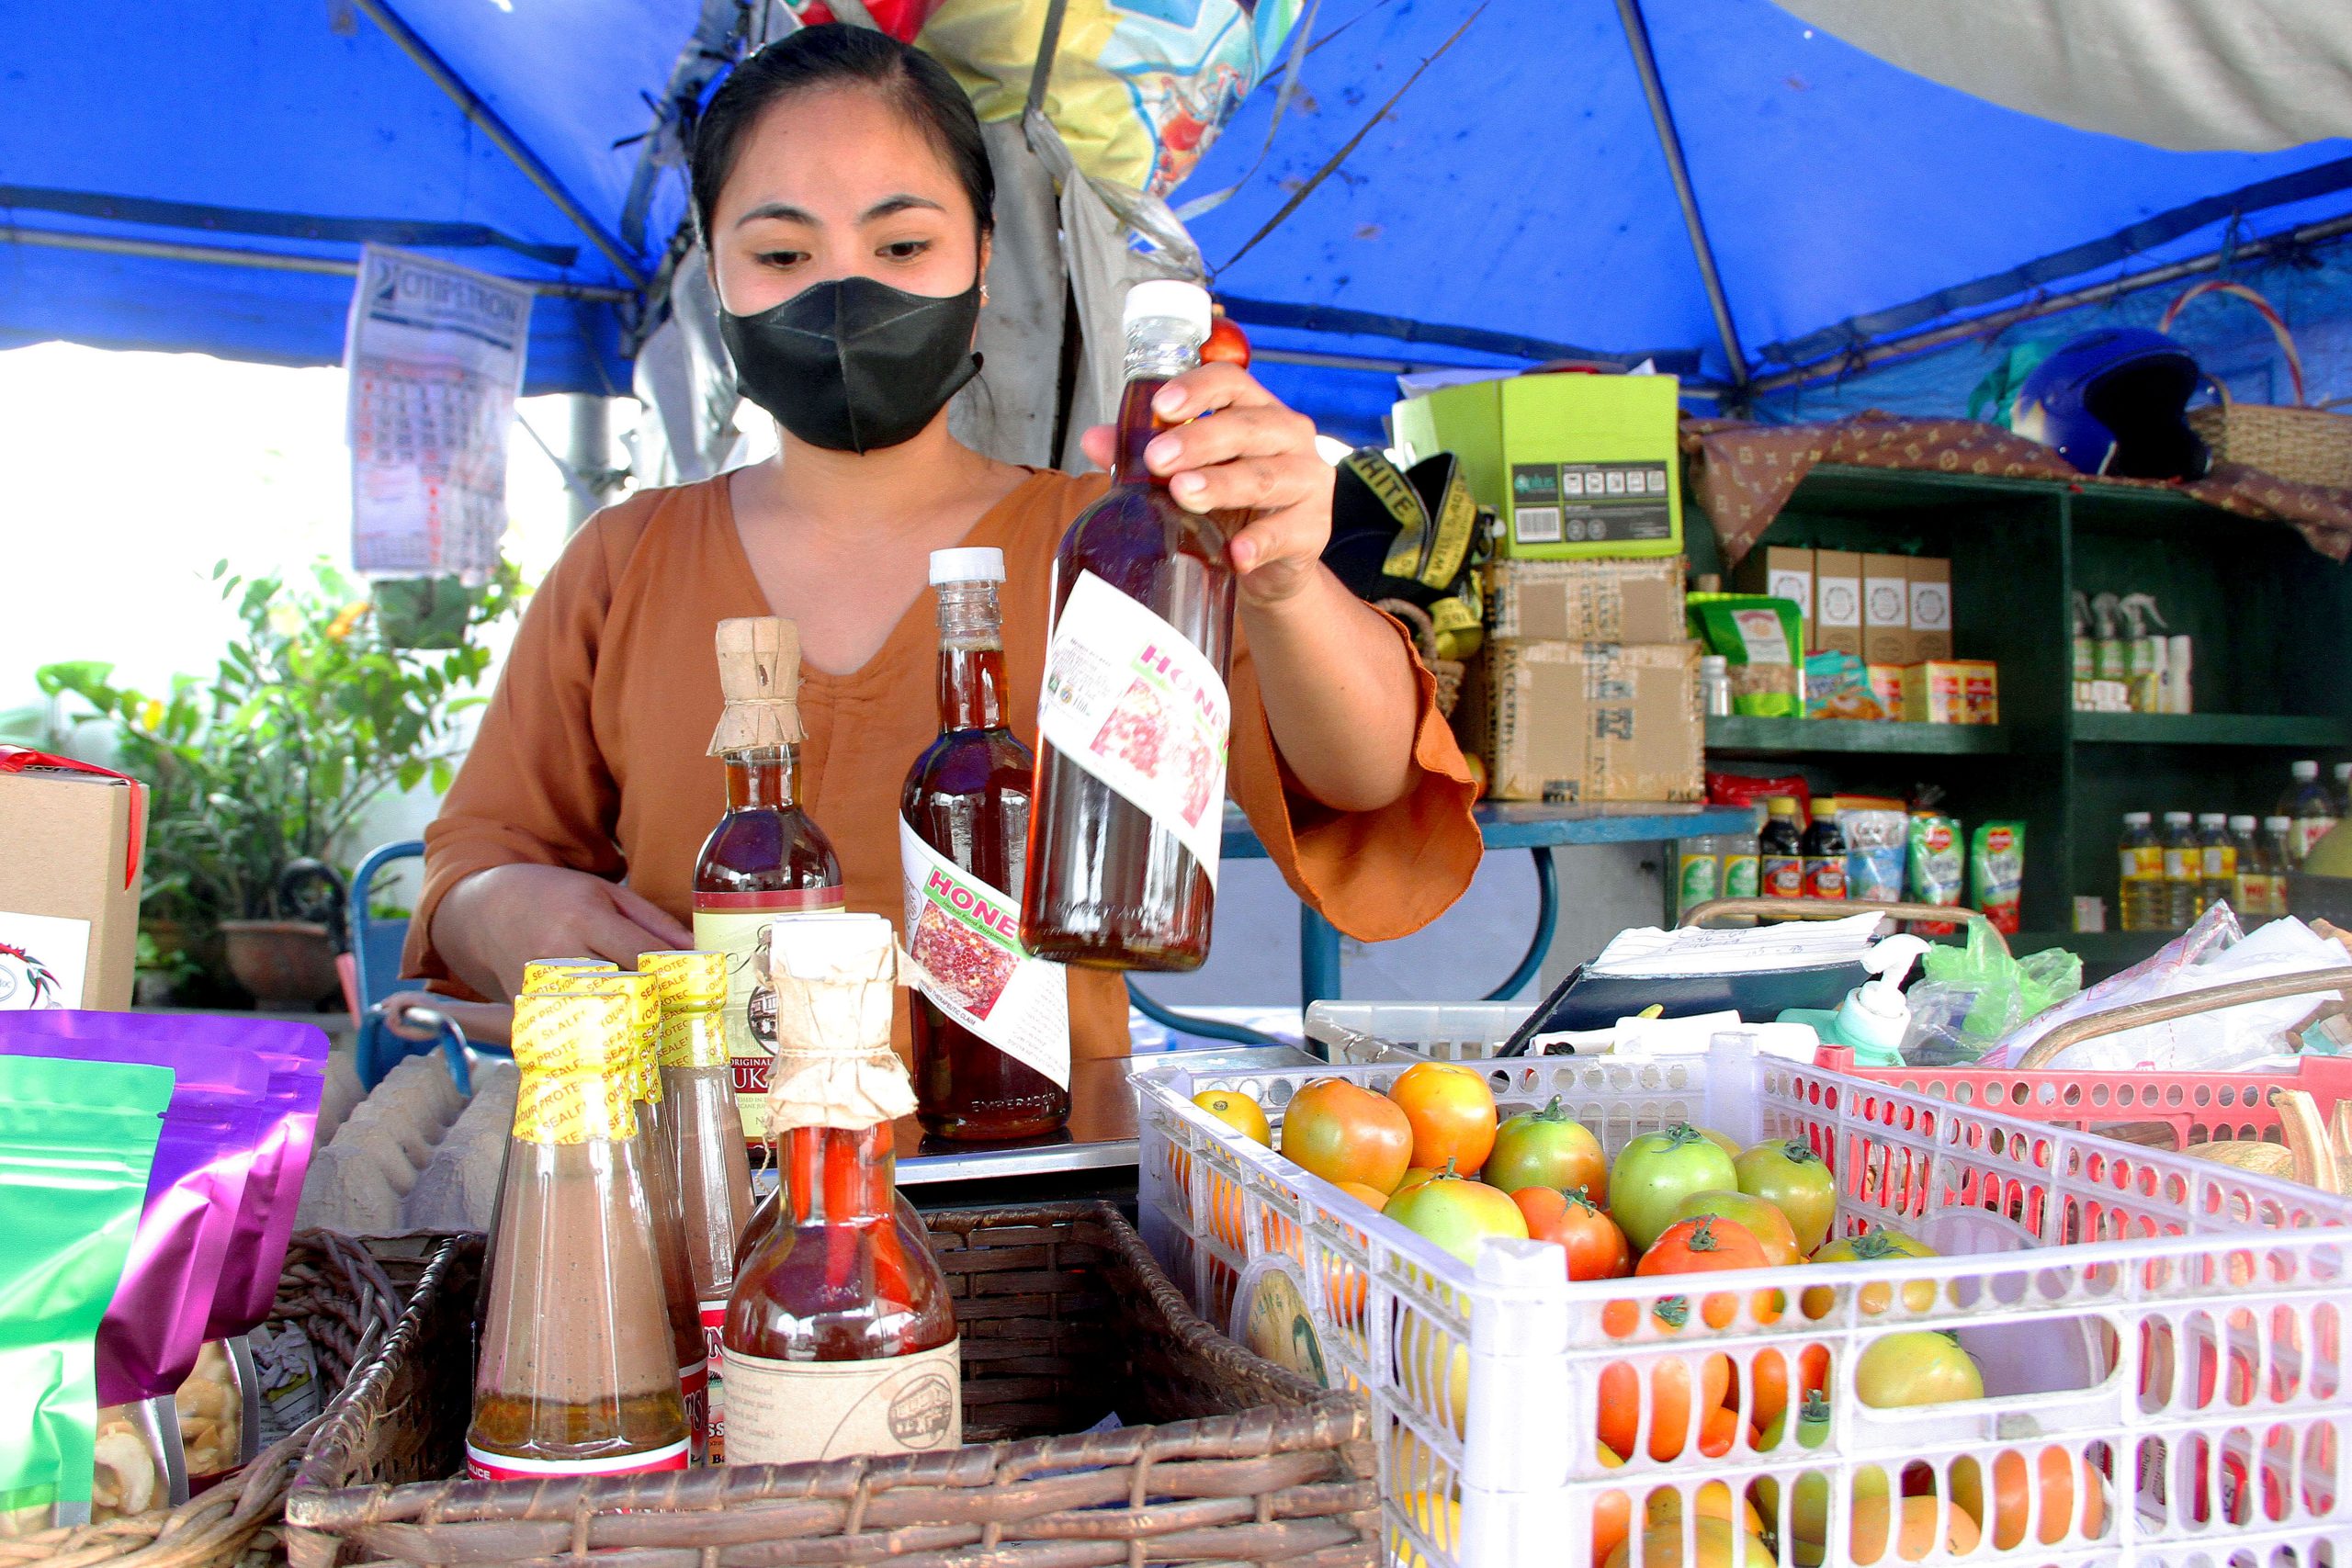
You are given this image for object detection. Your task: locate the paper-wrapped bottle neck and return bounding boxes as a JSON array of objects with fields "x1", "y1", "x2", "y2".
[
  {"x1": 707, "y1": 700, "x2": 803, "y2": 755},
  {"x1": 760, "y1": 919, "x2": 914, "y2": 1136}
]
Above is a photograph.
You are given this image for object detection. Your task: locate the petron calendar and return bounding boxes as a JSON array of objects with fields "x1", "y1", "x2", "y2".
[{"x1": 344, "y1": 245, "x2": 534, "y2": 580}]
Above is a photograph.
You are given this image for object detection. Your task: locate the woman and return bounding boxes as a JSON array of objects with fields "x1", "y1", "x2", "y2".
[{"x1": 404, "y1": 25, "x2": 1481, "y2": 1060}]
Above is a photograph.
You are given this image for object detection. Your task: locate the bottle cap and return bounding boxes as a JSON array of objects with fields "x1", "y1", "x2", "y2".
[
  {"x1": 2293, "y1": 760, "x2": 2320, "y2": 779},
  {"x1": 708, "y1": 616, "x2": 804, "y2": 755},
  {"x1": 2198, "y1": 813, "x2": 2226, "y2": 828},
  {"x1": 2230, "y1": 815, "x2": 2257, "y2": 831},
  {"x1": 929, "y1": 547, "x2": 1006, "y2": 585},
  {"x1": 1699, "y1": 655, "x2": 1727, "y2": 672},
  {"x1": 1123, "y1": 279, "x2": 1212, "y2": 338},
  {"x1": 2267, "y1": 815, "x2": 2291, "y2": 831},
  {"x1": 639, "y1": 950, "x2": 727, "y2": 1011},
  {"x1": 2165, "y1": 811, "x2": 2193, "y2": 826},
  {"x1": 2122, "y1": 811, "x2": 2151, "y2": 826},
  {"x1": 521, "y1": 957, "x2": 620, "y2": 991}
]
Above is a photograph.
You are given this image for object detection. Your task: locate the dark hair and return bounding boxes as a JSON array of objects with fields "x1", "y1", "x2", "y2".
[{"x1": 689, "y1": 25, "x2": 994, "y2": 246}]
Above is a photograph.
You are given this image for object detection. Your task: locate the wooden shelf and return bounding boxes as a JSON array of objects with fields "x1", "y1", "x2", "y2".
[
  {"x1": 2069, "y1": 712, "x2": 2352, "y2": 749},
  {"x1": 1705, "y1": 715, "x2": 2009, "y2": 756}
]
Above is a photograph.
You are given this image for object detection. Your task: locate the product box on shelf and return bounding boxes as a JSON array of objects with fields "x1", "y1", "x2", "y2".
[
  {"x1": 1454, "y1": 639, "x2": 1702, "y2": 802},
  {"x1": 1811, "y1": 549, "x2": 1862, "y2": 656},
  {"x1": 1735, "y1": 546, "x2": 1813, "y2": 652},
  {"x1": 1906, "y1": 558, "x2": 1953, "y2": 662},
  {"x1": 1902, "y1": 659, "x2": 2000, "y2": 724},
  {"x1": 1392, "y1": 373, "x2": 1682, "y2": 559},
  {"x1": 0, "y1": 750, "x2": 145, "y2": 1010},
  {"x1": 1483, "y1": 555, "x2": 1686, "y2": 644},
  {"x1": 1861, "y1": 554, "x2": 1910, "y2": 665},
  {"x1": 1136, "y1": 1011, "x2": 2352, "y2": 1568},
  {"x1": 1864, "y1": 663, "x2": 1907, "y2": 717}
]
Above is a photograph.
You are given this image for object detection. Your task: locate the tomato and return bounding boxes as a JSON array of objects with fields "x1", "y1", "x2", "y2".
[
  {"x1": 1387, "y1": 1060, "x2": 1499, "y2": 1175},
  {"x1": 1856, "y1": 1330, "x2": 1984, "y2": 1409},
  {"x1": 1646, "y1": 1479, "x2": 1766, "y2": 1536},
  {"x1": 1594, "y1": 1443, "x2": 1634, "y2": 1568},
  {"x1": 1280, "y1": 1077, "x2": 1413, "y2": 1193},
  {"x1": 1192, "y1": 1088, "x2": 1270, "y2": 1145},
  {"x1": 1335, "y1": 1179, "x2": 1390, "y2": 1212},
  {"x1": 1696, "y1": 1404, "x2": 1743, "y2": 1459},
  {"x1": 1602, "y1": 1520, "x2": 1773, "y2": 1568},
  {"x1": 1782, "y1": 1462, "x2": 1895, "y2": 1554},
  {"x1": 1203, "y1": 307, "x2": 1251, "y2": 368},
  {"x1": 1513, "y1": 1187, "x2": 1633, "y2": 1280},
  {"x1": 1389, "y1": 1488, "x2": 1457, "y2": 1568},
  {"x1": 1636, "y1": 1216, "x2": 1778, "y2": 1330},
  {"x1": 1204, "y1": 1168, "x2": 1249, "y2": 1251},
  {"x1": 1598, "y1": 1351, "x2": 1732, "y2": 1462},
  {"x1": 1848, "y1": 1494, "x2": 1981, "y2": 1564},
  {"x1": 1736, "y1": 1340, "x2": 1829, "y2": 1433},
  {"x1": 1610, "y1": 1124, "x2": 1739, "y2": 1252},
  {"x1": 1486, "y1": 1095, "x2": 1608, "y2": 1200},
  {"x1": 1755, "y1": 1387, "x2": 1831, "y2": 1455},
  {"x1": 1396, "y1": 1314, "x2": 1467, "y2": 1435},
  {"x1": 1949, "y1": 1444, "x2": 2108, "y2": 1550},
  {"x1": 1695, "y1": 1126, "x2": 1743, "y2": 1159},
  {"x1": 1385, "y1": 1170, "x2": 1527, "y2": 1266},
  {"x1": 1734, "y1": 1137, "x2": 1838, "y2": 1256},
  {"x1": 1669, "y1": 1190, "x2": 1802, "y2": 1267},
  {"x1": 1393, "y1": 1166, "x2": 1445, "y2": 1201},
  {"x1": 1803, "y1": 1227, "x2": 1939, "y2": 1318}
]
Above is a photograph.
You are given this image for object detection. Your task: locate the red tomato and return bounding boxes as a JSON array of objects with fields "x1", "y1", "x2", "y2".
[
  {"x1": 1734, "y1": 1341, "x2": 1829, "y2": 1433},
  {"x1": 1279, "y1": 1078, "x2": 1413, "y2": 1193},
  {"x1": 1637, "y1": 1216, "x2": 1778, "y2": 1330},
  {"x1": 1598, "y1": 1351, "x2": 1733, "y2": 1462},
  {"x1": 1950, "y1": 1444, "x2": 2109, "y2": 1550},
  {"x1": 1387, "y1": 1060, "x2": 1499, "y2": 1174},
  {"x1": 1203, "y1": 306, "x2": 1250, "y2": 367},
  {"x1": 1384, "y1": 1171, "x2": 1528, "y2": 1267},
  {"x1": 1669, "y1": 1190, "x2": 1801, "y2": 1268},
  {"x1": 1486, "y1": 1095, "x2": 1608, "y2": 1201},
  {"x1": 1512, "y1": 1186, "x2": 1633, "y2": 1280}
]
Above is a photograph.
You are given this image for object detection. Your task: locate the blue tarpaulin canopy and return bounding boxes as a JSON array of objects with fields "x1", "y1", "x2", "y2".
[{"x1": 6, "y1": 0, "x2": 2350, "y2": 429}]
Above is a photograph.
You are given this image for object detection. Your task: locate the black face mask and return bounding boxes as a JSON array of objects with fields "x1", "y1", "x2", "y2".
[{"x1": 719, "y1": 275, "x2": 982, "y2": 455}]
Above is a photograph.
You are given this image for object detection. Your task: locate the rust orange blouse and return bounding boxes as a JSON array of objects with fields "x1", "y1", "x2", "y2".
[{"x1": 404, "y1": 469, "x2": 1482, "y2": 1059}]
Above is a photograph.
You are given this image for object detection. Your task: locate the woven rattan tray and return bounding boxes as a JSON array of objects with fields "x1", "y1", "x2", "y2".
[{"x1": 284, "y1": 1201, "x2": 1374, "y2": 1568}]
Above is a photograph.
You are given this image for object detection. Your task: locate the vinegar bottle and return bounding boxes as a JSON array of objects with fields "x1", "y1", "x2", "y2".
[
  {"x1": 640, "y1": 950, "x2": 753, "y2": 1463},
  {"x1": 902, "y1": 547, "x2": 1071, "y2": 1141},
  {"x1": 2197, "y1": 811, "x2": 2235, "y2": 917},
  {"x1": 694, "y1": 617, "x2": 843, "y2": 1146},
  {"x1": 2160, "y1": 810, "x2": 2200, "y2": 929},
  {"x1": 2117, "y1": 812, "x2": 2163, "y2": 932},
  {"x1": 1022, "y1": 279, "x2": 1244, "y2": 972},
  {"x1": 467, "y1": 990, "x2": 691, "y2": 1481},
  {"x1": 721, "y1": 916, "x2": 959, "y2": 1467}
]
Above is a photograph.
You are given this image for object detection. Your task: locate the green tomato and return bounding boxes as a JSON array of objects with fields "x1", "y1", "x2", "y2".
[
  {"x1": 1483, "y1": 1095, "x2": 1609, "y2": 1200},
  {"x1": 1856, "y1": 1330, "x2": 1984, "y2": 1409},
  {"x1": 1608, "y1": 1123, "x2": 1738, "y2": 1253},
  {"x1": 1733, "y1": 1137, "x2": 1838, "y2": 1256}
]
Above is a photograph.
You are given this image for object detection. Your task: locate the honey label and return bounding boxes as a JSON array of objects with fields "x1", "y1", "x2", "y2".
[
  {"x1": 693, "y1": 891, "x2": 845, "y2": 1142},
  {"x1": 899, "y1": 819, "x2": 1070, "y2": 1090},
  {"x1": 465, "y1": 1438, "x2": 689, "y2": 1482},
  {"x1": 720, "y1": 1338, "x2": 960, "y2": 1467},
  {"x1": 681, "y1": 1359, "x2": 708, "y2": 1465},
  {"x1": 1035, "y1": 570, "x2": 1228, "y2": 888}
]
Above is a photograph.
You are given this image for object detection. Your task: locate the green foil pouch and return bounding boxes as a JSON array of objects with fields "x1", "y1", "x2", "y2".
[{"x1": 0, "y1": 1055, "x2": 172, "y2": 1534}]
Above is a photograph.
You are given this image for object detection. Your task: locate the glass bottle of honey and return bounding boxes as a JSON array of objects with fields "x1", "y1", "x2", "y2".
[
  {"x1": 1021, "y1": 280, "x2": 1241, "y2": 972},
  {"x1": 901, "y1": 547, "x2": 1070, "y2": 1141},
  {"x1": 467, "y1": 990, "x2": 691, "y2": 1481}
]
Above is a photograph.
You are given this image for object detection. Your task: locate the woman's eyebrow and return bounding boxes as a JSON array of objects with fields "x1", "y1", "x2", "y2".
[
  {"x1": 862, "y1": 194, "x2": 944, "y2": 221},
  {"x1": 735, "y1": 201, "x2": 818, "y2": 228}
]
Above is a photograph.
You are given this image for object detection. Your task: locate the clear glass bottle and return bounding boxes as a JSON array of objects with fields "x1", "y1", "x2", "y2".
[
  {"x1": 2227, "y1": 815, "x2": 2271, "y2": 920},
  {"x1": 1023, "y1": 280, "x2": 1243, "y2": 973},
  {"x1": 2261, "y1": 816, "x2": 2297, "y2": 917},
  {"x1": 2279, "y1": 760, "x2": 2339, "y2": 868},
  {"x1": 902, "y1": 548, "x2": 1071, "y2": 1141},
  {"x1": 467, "y1": 991, "x2": 691, "y2": 1481},
  {"x1": 694, "y1": 617, "x2": 844, "y2": 1147},
  {"x1": 2117, "y1": 811, "x2": 2164, "y2": 932},
  {"x1": 2160, "y1": 810, "x2": 2200, "y2": 929},
  {"x1": 2196, "y1": 811, "x2": 2234, "y2": 917},
  {"x1": 640, "y1": 950, "x2": 752, "y2": 1464}
]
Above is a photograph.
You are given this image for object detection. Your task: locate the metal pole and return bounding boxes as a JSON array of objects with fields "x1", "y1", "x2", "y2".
[
  {"x1": 2, "y1": 226, "x2": 635, "y2": 300},
  {"x1": 565, "y1": 396, "x2": 611, "y2": 534},
  {"x1": 1613, "y1": 0, "x2": 1749, "y2": 392}
]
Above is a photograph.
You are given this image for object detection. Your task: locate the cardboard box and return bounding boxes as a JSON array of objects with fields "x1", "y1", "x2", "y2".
[
  {"x1": 1862, "y1": 553, "x2": 1910, "y2": 665},
  {"x1": 1902, "y1": 660, "x2": 2000, "y2": 725},
  {"x1": 1392, "y1": 374, "x2": 1681, "y2": 558},
  {"x1": 1907, "y1": 558, "x2": 1953, "y2": 662},
  {"x1": 1813, "y1": 549, "x2": 1862, "y2": 656},
  {"x1": 1485, "y1": 555, "x2": 1687, "y2": 644},
  {"x1": 0, "y1": 753, "x2": 145, "y2": 1010},
  {"x1": 1866, "y1": 664, "x2": 1908, "y2": 717},
  {"x1": 1736, "y1": 546, "x2": 1813, "y2": 651},
  {"x1": 1455, "y1": 640, "x2": 1702, "y2": 802}
]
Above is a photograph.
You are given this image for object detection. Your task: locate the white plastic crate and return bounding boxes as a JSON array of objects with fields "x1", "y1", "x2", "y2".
[{"x1": 1135, "y1": 1021, "x2": 2352, "y2": 1568}]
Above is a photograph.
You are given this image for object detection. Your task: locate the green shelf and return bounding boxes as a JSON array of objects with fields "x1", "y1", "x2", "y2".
[
  {"x1": 1705, "y1": 715, "x2": 2009, "y2": 756},
  {"x1": 2069, "y1": 712, "x2": 2352, "y2": 749}
]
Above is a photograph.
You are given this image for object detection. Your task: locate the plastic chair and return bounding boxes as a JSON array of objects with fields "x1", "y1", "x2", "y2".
[{"x1": 348, "y1": 840, "x2": 489, "y2": 1093}]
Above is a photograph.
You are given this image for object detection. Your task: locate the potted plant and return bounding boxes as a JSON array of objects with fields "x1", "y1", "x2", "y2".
[{"x1": 37, "y1": 558, "x2": 521, "y2": 1009}]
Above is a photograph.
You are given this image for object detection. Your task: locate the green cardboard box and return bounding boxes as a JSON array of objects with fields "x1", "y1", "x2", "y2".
[{"x1": 1393, "y1": 373, "x2": 1682, "y2": 558}]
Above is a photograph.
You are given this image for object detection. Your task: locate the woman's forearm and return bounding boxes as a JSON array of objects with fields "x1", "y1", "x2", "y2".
[{"x1": 1239, "y1": 563, "x2": 1420, "y2": 813}]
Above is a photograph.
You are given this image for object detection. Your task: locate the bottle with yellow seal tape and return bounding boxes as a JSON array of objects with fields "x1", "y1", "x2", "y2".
[
  {"x1": 641, "y1": 950, "x2": 752, "y2": 1462},
  {"x1": 467, "y1": 990, "x2": 691, "y2": 1482}
]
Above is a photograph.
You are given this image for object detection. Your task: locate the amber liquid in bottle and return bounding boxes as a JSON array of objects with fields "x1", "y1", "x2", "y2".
[
  {"x1": 904, "y1": 569, "x2": 1070, "y2": 1140},
  {"x1": 1022, "y1": 302, "x2": 1240, "y2": 971}
]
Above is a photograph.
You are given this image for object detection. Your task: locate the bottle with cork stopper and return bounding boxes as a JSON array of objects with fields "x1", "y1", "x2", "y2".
[{"x1": 694, "y1": 617, "x2": 843, "y2": 1150}]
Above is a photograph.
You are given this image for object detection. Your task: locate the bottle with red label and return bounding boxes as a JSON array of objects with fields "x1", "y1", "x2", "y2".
[
  {"x1": 1801, "y1": 799, "x2": 1848, "y2": 902},
  {"x1": 902, "y1": 547, "x2": 1071, "y2": 1141},
  {"x1": 1023, "y1": 280, "x2": 1246, "y2": 972},
  {"x1": 694, "y1": 617, "x2": 843, "y2": 1146},
  {"x1": 1759, "y1": 796, "x2": 1805, "y2": 901},
  {"x1": 467, "y1": 990, "x2": 692, "y2": 1482}
]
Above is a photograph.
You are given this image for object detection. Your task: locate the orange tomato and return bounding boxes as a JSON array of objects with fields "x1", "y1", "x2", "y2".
[
  {"x1": 1203, "y1": 307, "x2": 1252, "y2": 367},
  {"x1": 1514, "y1": 1187, "x2": 1634, "y2": 1280},
  {"x1": 1280, "y1": 1077, "x2": 1413, "y2": 1193},
  {"x1": 1849, "y1": 1494, "x2": 1981, "y2": 1563},
  {"x1": 1734, "y1": 1341, "x2": 1829, "y2": 1433},
  {"x1": 1949, "y1": 1445, "x2": 2108, "y2": 1550},
  {"x1": 1387, "y1": 1061, "x2": 1498, "y2": 1174},
  {"x1": 1670, "y1": 1190, "x2": 1802, "y2": 1268},
  {"x1": 1598, "y1": 1351, "x2": 1732, "y2": 1462},
  {"x1": 1696, "y1": 1404, "x2": 1743, "y2": 1459},
  {"x1": 1594, "y1": 1444, "x2": 1634, "y2": 1567},
  {"x1": 1637, "y1": 1216, "x2": 1780, "y2": 1330},
  {"x1": 1336, "y1": 1180, "x2": 1391, "y2": 1212}
]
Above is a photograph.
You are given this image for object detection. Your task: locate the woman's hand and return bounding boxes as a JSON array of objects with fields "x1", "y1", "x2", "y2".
[
  {"x1": 430, "y1": 863, "x2": 693, "y2": 1001},
  {"x1": 1080, "y1": 362, "x2": 1333, "y2": 608}
]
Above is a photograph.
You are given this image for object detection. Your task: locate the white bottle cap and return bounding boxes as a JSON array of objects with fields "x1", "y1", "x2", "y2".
[
  {"x1": 2230, "y1": 815, "x2": 2257, "y2": 832},
  {"x1": 2123, "y1": 811, "x2": 2151, "y2": 826},
  {"x1": 2198, "y1": 813, "x2": 2226, "y2": 828},
  {"x1": 929, "y1": 547, "x2": 1005, "y2": 585},
  {"x1": 2165, "y1": 810, "x2": 2193, "y2": 826},
  {"x1": 1700, "y1": 655, "x2": 1728, "y2": 673},
  {"x1": 2267, "y1": 815, "x2": 2292, "y2": 831},
  {"x1": 2293, "y1": 760, "x2": 2320, "y2": 779},
  {"x1": 1124, "y1": 279, "x2": 1212, "y2": 338}
]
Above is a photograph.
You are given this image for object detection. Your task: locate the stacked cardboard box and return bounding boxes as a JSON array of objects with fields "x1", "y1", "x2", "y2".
[{"x1": 1734, "y1": 546, "x2": 1971, "y2": 717}]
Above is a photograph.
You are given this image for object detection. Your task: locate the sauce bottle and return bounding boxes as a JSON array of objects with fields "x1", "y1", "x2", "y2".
[
  {"x1": 1022, "y1": 280, "x2": 1243, "y2": 972},
  {"x1": 2196, "y1": 812, "x2": 2234, "y2": 917},
  {"x1": 1801, "y1": 797, "x2": 1849, "y2": 901},
  {"x1": 722, "y1": 915, "x2": 959, "y2": 1467},
  {"x1": 2117, "y1": 812, "x2": 2163, "y2": 931},
  {"x1": 2227, "y1": 815, "x2": 2272, "y2": 919},
  {"x1": 902, "y1": 547, "x2": 1070, "y2": 1141},
  {"x1": 2160, "y1": 810, "x2": 2200, "y2": 929},
  {"x1": 640, "y1": 950, "x2": 752, "y2": 1464},
  {"x1": 1759, "y1": 796, "x2": 1805, "y2": 901},
  {"x1": 467, "y1": 990, "x2": 691, "y2": 1481},
  {"x1": 694, "y1": 617, "x2": 843, "y2": 1145}
]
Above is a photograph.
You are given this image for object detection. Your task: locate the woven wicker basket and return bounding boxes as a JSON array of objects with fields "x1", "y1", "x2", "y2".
[
  {"x1": 284, "y1": 1202, "x2": 1374, "y2": 1568},
  {"x1": 0, "y1": 1233, "x2": 403, "y2": 1568},
  {"x1": 2165, "y1": 280, "x2": 2352, "y2": 491}
]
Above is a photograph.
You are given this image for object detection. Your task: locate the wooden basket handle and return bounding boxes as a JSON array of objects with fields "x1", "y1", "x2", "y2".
[
  {"x1": 2160, "y1": 280, "x2": 2307, "y2": 407},
  {"x1": 1679, "y1": 897, "x2": 1989, "y2": 929},
  {"x1": 2015, "y1": 966, "x2": 2351, "y2": 1069}
]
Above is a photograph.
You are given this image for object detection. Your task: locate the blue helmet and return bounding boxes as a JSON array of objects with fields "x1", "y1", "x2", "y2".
[{"x1": 2009, "y1": 327, "x2": 2210, "y2": 480}]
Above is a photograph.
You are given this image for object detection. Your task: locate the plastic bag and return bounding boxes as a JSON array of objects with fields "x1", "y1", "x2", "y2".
[{"x1": 1902, "y1": 920, "x2": 2082, "y2": 1064}]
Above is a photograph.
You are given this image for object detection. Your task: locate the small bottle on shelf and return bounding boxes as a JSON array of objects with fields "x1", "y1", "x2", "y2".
[
  {"x1": 1759, "y1": 797, "x2": 1805, "y2": 901},
  {"x1": 2160, "y1": 811, "x2": 2200, "y2": 929},
  {"x1": 2334, "y1": 761, "x2": 2351, "y2": 819},
  {"x1": 2117, "y1": 812, "x2": 2163, "y2": 932},
  {"x1": 2195, "y1": 812, "x2": 2234, "y2": 917},
  {"x1": 1801, "y1": 799, "x2": 1848, "y2": 902},
  {"x1": 2279, "y1": 761, "x2": 2340, "y2": 868},
  {"x1": 1699, "y1": 654, "x2": 1734, "y2": 718},
  {"x1": 2227, "y1": 815, "x2": 2273, "y2": 920}
]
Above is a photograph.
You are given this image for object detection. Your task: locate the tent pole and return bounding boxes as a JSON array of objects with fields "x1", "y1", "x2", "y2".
[
  {"x1": 347, "y1": 0, "x2": 649, "y2": 292},
  {"x1": 4, "y1": 226, "x2": 635, "y2": 301},
  {"x1": 566, "y1": 396, "x2": 612, "y2": 535},
  {"x1": 1613, "y1": 0, "x2": 1748, "y2": 395}
]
